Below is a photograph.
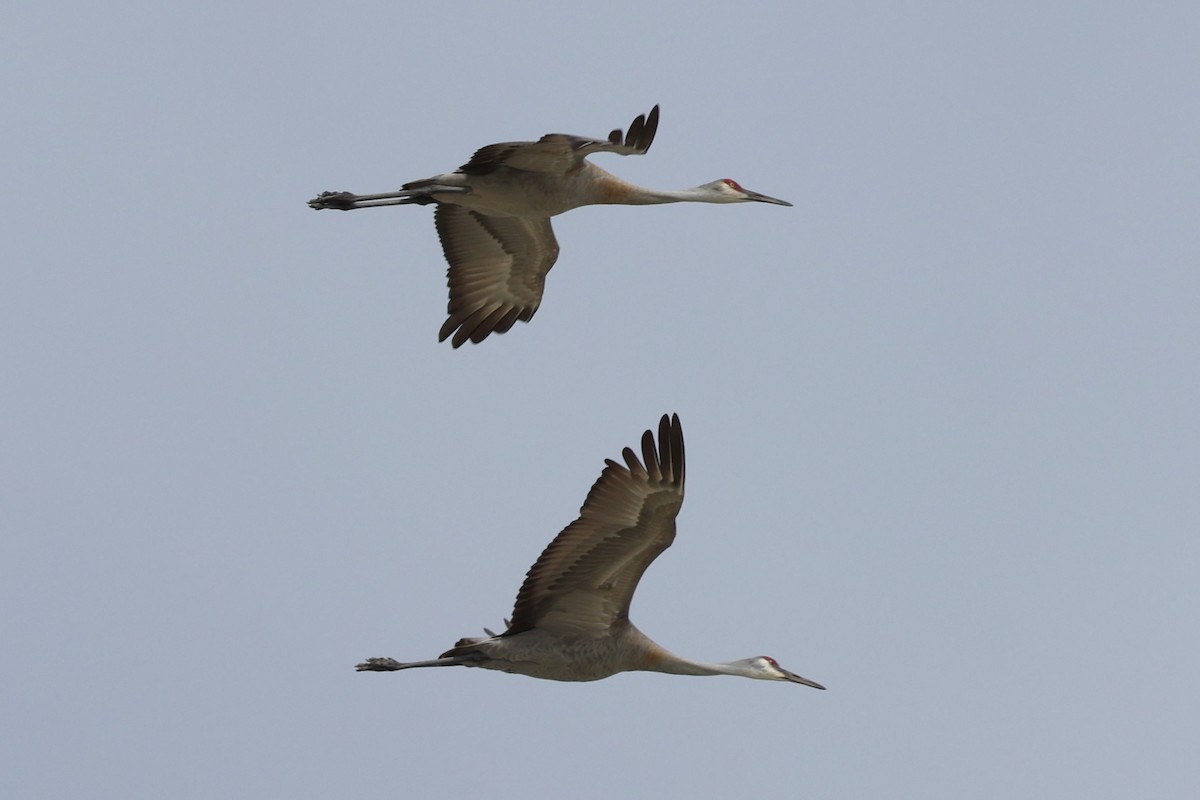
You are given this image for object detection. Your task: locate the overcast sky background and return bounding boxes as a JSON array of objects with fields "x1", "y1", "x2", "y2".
[{"x1": 4, "y1": 2, "x2": 1198, "y2": 798}]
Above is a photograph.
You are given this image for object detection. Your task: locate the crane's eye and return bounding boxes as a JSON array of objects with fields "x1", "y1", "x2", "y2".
[{"x1": 722, "y1": 179, "x2": 744, "y2": 191}]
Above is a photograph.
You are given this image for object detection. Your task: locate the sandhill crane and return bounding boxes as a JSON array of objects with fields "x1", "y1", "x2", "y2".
[
  {"x1": 356, "y1": 414, "x2": 825, "y2": 689},
  {"x1": 308, "y1": 106, "x2": 792, "y2": 347}
]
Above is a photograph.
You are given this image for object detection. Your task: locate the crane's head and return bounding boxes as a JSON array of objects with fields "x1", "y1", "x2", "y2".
[
  {"x1": 698, "y1": 179, "x2": 793, "y2": 206},
  {"x1": 733, "y1": 656, "x2": 826, "y2": 689}
]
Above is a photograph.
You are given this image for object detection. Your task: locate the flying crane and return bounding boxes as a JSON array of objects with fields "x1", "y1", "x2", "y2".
[
  {"x1": 309, "y1": 106, "x2": 791, "y2": 347},
  {"x1": 357, "y1": 414, "x2": 825, "y2": 689}
]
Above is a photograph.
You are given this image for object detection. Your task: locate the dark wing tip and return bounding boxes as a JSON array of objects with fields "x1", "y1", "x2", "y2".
[
  {"x1": 625, "y1": 113, "x2": 646, "y2": 149},
  {"x1": 661, "y1": 413, "x2": 683, "y2": 489},
  {"x1": 623, "y1": 105, "x2": 660, "y2": 153},
  {"x1": 640, "y1": 105, "x2": 660, "y2": 153},
  {"x1": 633, "y1": 413, "x2": 684, "y2": 488},
  {"x1": 606, "y1": 105, "x2": 660, "y2": 155},
  {"x1": 621, "y1": 445, "x2": 647, "y2": 480},
  {"x1": 440, "y1": 306, "x2": 519, "y2": 348}
]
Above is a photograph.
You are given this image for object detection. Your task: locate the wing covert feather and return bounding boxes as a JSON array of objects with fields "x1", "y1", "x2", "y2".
[
  {"x1": 434, "y1": 206, "x2": 560, "y2": 347},
  {"x1": 506, "y1": 414, "x2": 685, "y2": 637},
  {"x1": 456, "y1": 106, "x2": 659, "y2": 177}
]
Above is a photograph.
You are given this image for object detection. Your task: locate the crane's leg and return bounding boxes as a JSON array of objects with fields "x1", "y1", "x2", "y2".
[
  {"x1": 307, "y1": 185, "x2": 469, "y2": 211},
  {"x1": 355, "y1": 656, "x2": 462, "y2": 672}
]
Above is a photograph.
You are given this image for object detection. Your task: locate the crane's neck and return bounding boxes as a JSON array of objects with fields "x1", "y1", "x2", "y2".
[
  {"x1": 584, "y1": 170, "x2": 721, "y2": 207},
  {"x1": 636, "y1": 637, "x2": 752, "y2": 678},
  {"x1": 618, "y1": 186, "x2": 721, "y2": 206}
]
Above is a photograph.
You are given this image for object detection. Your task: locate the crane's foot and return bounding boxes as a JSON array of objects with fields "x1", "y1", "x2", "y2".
[
  {"x1": 308, "y1": 190, "x2": 361, "y2": 210},
  {"x1": 356, "y1": 656, "x2": 404, "y2": 672}
]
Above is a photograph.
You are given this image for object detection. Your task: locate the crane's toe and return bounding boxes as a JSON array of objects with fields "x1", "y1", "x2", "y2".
[
  {"x1": 307, "y1": 191, "x2": 358, "y2": 210},
  {"x1": 356, "y1": 657, "x2": 403, "y2": 672}
]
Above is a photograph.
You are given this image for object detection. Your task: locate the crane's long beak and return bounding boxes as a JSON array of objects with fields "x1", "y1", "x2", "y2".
[
  {"x1": 744, "y1": 189, "x2": 792, "y2": 207},
  {"x1": 783, "y1": 668, "x2": 826, "y2": 690}
]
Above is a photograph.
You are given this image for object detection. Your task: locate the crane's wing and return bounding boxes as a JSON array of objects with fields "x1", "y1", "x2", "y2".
[
  {"x1": 457, "y1": 106, "x2": 660, "y2": 177},
  {"x1": 434, "y1": 205, "x2": 560, "y2": 348},
  {"x1": 506, "y1": 414, "x2": 686, "y2": 638}
]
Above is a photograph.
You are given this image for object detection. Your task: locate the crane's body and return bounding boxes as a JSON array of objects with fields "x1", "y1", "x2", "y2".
[
  {"x1": 308, "y1": 107, "x2": 792, "y2": 347},
  {"x1": 356, "y1": 414, "x2": 825, "y2": 690},
  {"x1": 360, "y1": 623, "x2": 811, "y2": 684}
]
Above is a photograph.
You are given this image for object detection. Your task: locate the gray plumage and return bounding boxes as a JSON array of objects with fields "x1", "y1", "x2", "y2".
[
  {"x1": 308, "y1": 106, "x2": 792, "y2": 347},
  {"x1": 356, "y1": 414, "x2": 825, "y2": 689}
]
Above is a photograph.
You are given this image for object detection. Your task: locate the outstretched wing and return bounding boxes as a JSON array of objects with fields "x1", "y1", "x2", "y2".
[
  {"x1": 506, "y1": 414, "x2": 686, "y2": 638},
  {"x1": 457, "y1": 105, "x2": 660, "y2": 177},
  {"x1": 434, "y1": 205, "x2": 560, "y2": 347}
]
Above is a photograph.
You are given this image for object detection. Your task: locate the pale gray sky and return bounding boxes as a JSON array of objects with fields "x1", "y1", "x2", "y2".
[{"x1": 3, "y1": 2, "x2": 1198, "y2": 798}]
